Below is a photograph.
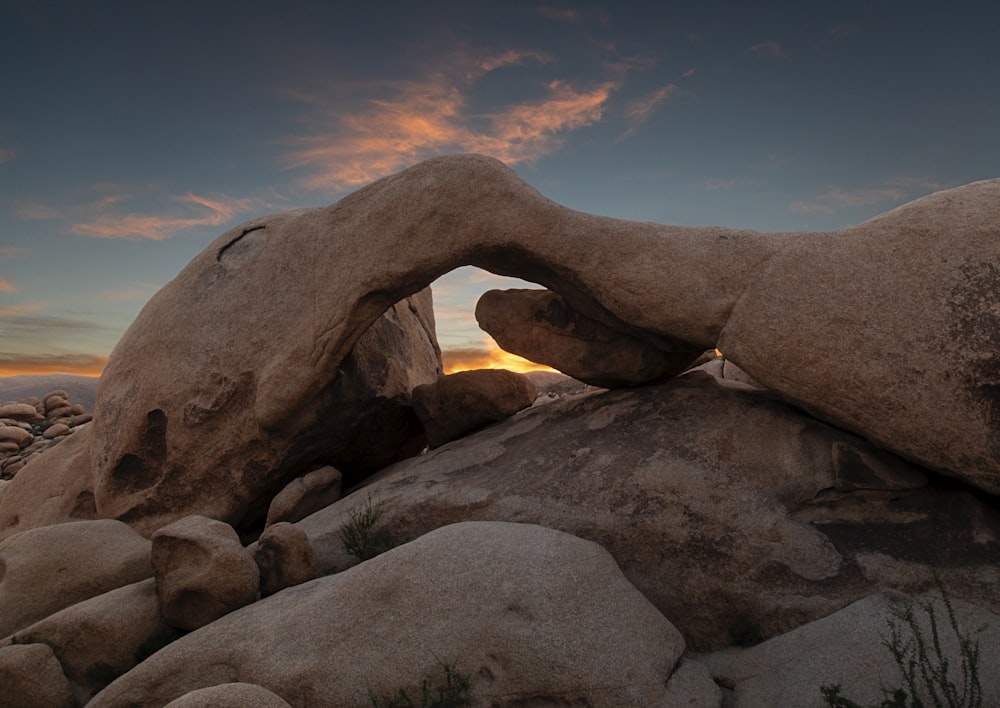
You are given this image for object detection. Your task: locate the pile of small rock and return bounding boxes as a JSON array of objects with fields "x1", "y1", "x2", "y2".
[{"x1": 0, "y1": 391, "x2": 92, "y2": 479}]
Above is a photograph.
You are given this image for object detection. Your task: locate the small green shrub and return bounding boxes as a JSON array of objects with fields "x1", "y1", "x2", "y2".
[
  {"x1": 370, "y1": 662, "x2": 471, "y2": 708},
  {"x1": 340, "y1": 494, "x2": 394, "y2": 561},
  {"x1": 821, "y1": 578, "x2": 983, "y2": 708}
]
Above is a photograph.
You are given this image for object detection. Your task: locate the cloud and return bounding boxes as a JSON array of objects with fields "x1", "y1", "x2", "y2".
[
  {"x1": 615, "y1": 84, "x2": 678, "y2": 142},
  {"x1": 98, "y1": 284, "x2": 161, "y2": 302},
  {"x1": 285, "y1": 75, "x2": 618, "y2": 191},
  {"x1": 0, "y1": 147, "x2": 14, "y2": 164},
  {"x1": 789, "y1": 185, "x2": 908, "y2": 215},
  {"x1": 71, "y1": 193, "x2": 257, "y2": 240},
  {"x1": 681, "y1": 68, "x2": 696, "y2": 78},
  {"x1": 695, "y1": 179, "x2": 738, "y2": 191},
  {"x1": 13, "y1": 200, "x2": 59, "y2": 220},
  {"x1": 0, "y1": 303, "x2": 42, "y2": 318},
  {"x1": 624, "y1": 84, "x2": 678, "y2": 124},
  {"x1": 476, "y1": 50, "x2": 552, "y2": 74},
  {"x1": 534, "y1": 6, "x2": 584, "y2": 23},
  {"x1": 0, "y1": 247, "x2": 27, "y2": 260},
  {"x1": 0, "y1": 303, "x2": 111, "y2": 375},
  {"x1": 0, "y1": 277, "x2": 16, "y2": 293},
  {"x1": 749, "y1": 41, "x2": 783, "y2": 58},
  {"x1": 0, "y1": 352, "x2": 107, "y2": 377}
]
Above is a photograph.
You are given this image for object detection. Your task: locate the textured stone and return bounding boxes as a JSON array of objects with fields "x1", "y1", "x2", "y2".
[
  {"x1": 0, "y1": 642, "x2": 75, "y2": 708},
  {"x1": 0, "y1": 424, "x2": 97, "y2": 542},
  {"x1": 253, "y1": 522, "x2": 317, "y2": 596},
  {"x1": 699, "y1": 592, "x2": 1000, "y2": 707},
  {"x1": 298, "y1": 375, "x2": 998, "y2": 650},
  {"x1": 151, "y1": 515, "x2": 260, "y2": 630},
  {"x1": 92, "y1": 157, "x2": 1000, "y2": 498},
  {"x1": 0, "y1": 403, "x2": 40, "y2": 420},
  {"x1": 0, "y1": 425, "x2": 31, "y2": 447},
  {"x1": 163, "y1": 683, "x2": 293, "y2": 708},
  {"x1": 663, "y1": 659, "x2": 723, "y2": 707},
  {"x1": 43, "y1": 422, "x2": 71, "y2": 439},
  {"x1": 90, "y1": 522, "x2": 684, "y2": 707},
  {"x1": 477, "y1": 288, "x2": 699, "y2": 387},
  {"x1": 6, "y1": 579, "x2": 179, "y2": 700},
  {"x1": 93, "y1": 289, "x2": 441, "y2": 536},
  {"x1": 264, "y1": 465, "x2": 342, "y2": 527},
  {"x1": 0, "y1": 518, "x2": 151, "y2": 637},
  {"x1": 412, "y1": 368, "x2": 537, "y2": 447}
]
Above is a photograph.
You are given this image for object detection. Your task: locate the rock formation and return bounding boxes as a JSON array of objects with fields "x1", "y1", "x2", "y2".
[
  {"x1": 411, "y1": 368, "x2": 537, "y2": 447},
  {"x1": 0, "y1": 156, "x2": 997, "y2": 705},
  {"x1": 0, "y1": 387, "x2": 93, "y2": 479},
  {"x1": 90, "y1": 155, "x2": 1000, "y2": 525},
  {"x1": 90, "y1": 522, "x2": 687, "y2": 707},
  {"x1": 93, "y1": 289, "x2": 442, "y2": 535},
  {"x1": 151, "y1": 515, "x2": 259, "y2": 631}
]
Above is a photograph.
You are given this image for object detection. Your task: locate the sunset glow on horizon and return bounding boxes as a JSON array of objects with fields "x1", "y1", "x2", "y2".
[{"x1": 442, "y1": 341, "x2": 557, "y2": 376}]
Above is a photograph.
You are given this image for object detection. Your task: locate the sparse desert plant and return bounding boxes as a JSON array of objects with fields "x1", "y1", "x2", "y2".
[
  {"x1": 340, "y1": 494, "x2": 394, "y2": 561},
  {"x1": 370, "y1": 662, "x2": 471, "y2": 708},
  {"x1": 821, "y1": 578, "x2": 983, "y2": 708}
]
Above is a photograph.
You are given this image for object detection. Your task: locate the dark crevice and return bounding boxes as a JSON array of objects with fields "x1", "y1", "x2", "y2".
[{"x1": 217, "y1": 224, "x2": 266, "y2": 263}]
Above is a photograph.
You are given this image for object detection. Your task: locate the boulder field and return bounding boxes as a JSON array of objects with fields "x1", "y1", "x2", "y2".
[{"x1": 0, "y1": 155, "x2": 997, "y2": 706}]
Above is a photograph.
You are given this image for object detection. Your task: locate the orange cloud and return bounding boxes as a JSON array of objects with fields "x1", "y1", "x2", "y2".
[
  {"x1": 71, "y1": 193, "x2": 256, "y2": 240},
  {"x1": 285, "y1": 71, "x2": 618, "y2": 191},
  {"x1": 476, "y1": 50, "x2": 552, "y2": 74},
  {"x1": 0, "y1": 277, "x2": 15, "y2": 293},
  {"x1": 442, "y1": 341, "x2": 556, "y2": 375},
  {"x1": 0, "y1": 147, "x2": 14, "y2": 164},
  {"x1": 625, "y1": 85, "x2": 678, "y2": 124},
  {"x1": 14, "y1": 201, "x2": 59, "y2": 220},
  {"x1": 0, "y1": 353, "x2": 106, "y2": 377},
  {"x1": 0, "y1": 303, "x2": 42, "y2": 317}
]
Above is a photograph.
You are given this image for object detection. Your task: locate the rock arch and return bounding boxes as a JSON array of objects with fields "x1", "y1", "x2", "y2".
[{"x1": 92, "y1": 155, "x2": 1000, "y2": 534}]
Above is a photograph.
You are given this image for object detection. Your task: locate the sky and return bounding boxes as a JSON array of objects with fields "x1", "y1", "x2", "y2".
[{"x1": 1, "y1": 1, "x2": 999, "y2": 377}]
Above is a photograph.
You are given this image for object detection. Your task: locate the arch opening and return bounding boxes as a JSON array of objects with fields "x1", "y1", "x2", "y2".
[{"x1": 430, "y1": 266, "x2": 556, "y2": 375}]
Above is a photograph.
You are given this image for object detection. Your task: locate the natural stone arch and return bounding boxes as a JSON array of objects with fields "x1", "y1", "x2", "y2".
[{"x1": 91, "y1": 154, "x2": 1000, "y2": 535}]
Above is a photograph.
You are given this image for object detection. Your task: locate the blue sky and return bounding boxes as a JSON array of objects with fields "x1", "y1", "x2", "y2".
[{"x1": 1, "y1": 1, "x2": 998, "y2": 375}]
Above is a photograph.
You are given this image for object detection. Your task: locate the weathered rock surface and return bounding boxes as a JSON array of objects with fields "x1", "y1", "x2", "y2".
[
  {"x1": 91, "y1": 521, "x2": 684, "y2": 707},
  {"x1": 253, "y1": 521, "x2": 317, "y2": 596},
  {"x1": 89, "y1": 157, "x2": 1000, "y2": 533},
  {"x1": 163, "y1": 683, "x2": 293, "y2": 708},
  {"x1": 477, "y1": 288, "x2": 701, "y2": 387},
  {"x1": 0, "y1": 642, "x2": 75, "y2": 708},
  {"x1": 0, "y1": 423, "x2": 97, "y2": 541},
  {"x1": 264, "y1": 465, "x2": 342, "y2": 527},
  {"x1": 411, "y1": 368, "x2": 537, "y2": 447},
  {"x1": 699, "y1": 592, "x2": 1000, "y2": 707},
  {"x1": 2, "y1": 579, "x2": 179, "y2": 702},
  {"x1": 0, "y1": 518, "x2": 152, "y2": 637},
  {"x1": 152, "y1": 515, "x2": 260, "y2": 630},
  {"x1": 663, "y1": 659, "x2": 723, "y2": 707},
  {"x1": 93, "y1": 288, "x2": 441, "y2": 536},
  {"x1": 298, "y1": 374, "x2": 999, "y2": 650}
]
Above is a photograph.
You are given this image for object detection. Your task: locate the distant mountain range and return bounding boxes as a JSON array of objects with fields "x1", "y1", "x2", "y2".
[{"x1": 0, "y1": 374, "x2": 100, "y2": 412}]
